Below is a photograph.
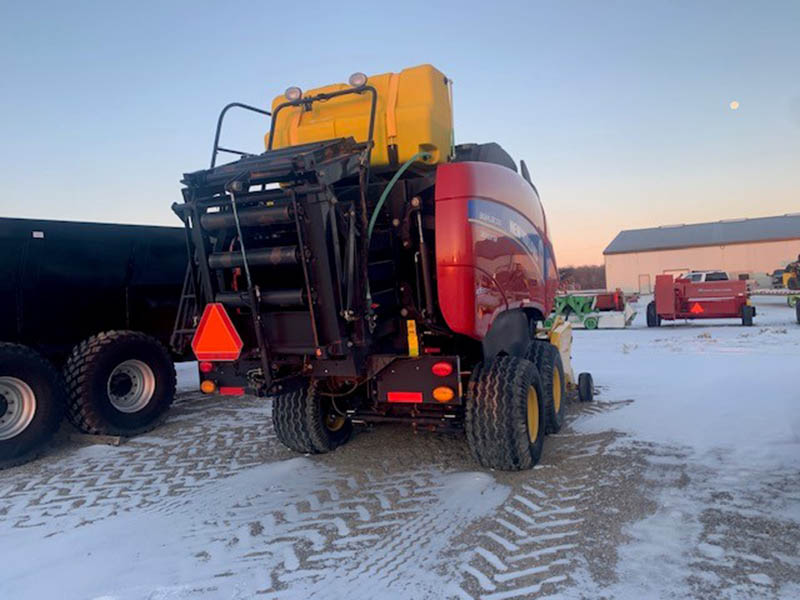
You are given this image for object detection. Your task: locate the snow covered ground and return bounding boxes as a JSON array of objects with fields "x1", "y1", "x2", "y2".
[
  {"x1": 1, "y1": 296, "x2": 798, "y2": 599},
  {"x1": 570, "y1": 295, "x2": 800, "y2": 599}
]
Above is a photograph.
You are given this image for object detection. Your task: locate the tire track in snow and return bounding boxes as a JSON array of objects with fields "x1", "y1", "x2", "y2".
[
  {"x1": 0, "y1": 394, "x2": 280, "y2": 532},
  {"x1": 458, "y1": 474, "x2": 588, "y2": 600},
  {"x1": 248, "y1": 471, "x2": 509, "y2": 599},
  {"x1": 455, "y1": 414, "x2": 630, "y2": 600},
  {"x1": 3, "y1": 389, "x2": 641, "y2": 599}
]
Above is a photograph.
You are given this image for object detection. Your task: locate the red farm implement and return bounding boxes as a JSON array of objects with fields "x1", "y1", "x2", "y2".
[
  {"x1": 647, "y1": 274, "x2": 755, "y2": 327},
  {"x1": 169, "y1": 64, "x2": 595, "y2": 471}
]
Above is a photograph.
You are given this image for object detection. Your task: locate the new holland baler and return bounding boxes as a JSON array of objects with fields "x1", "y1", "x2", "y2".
[
  {"x1": 172, "y1": 64, "x2": 589, "y2": 470},
  {"x1": 647, "y1": 274, "x2": 755, "y2": 327}
]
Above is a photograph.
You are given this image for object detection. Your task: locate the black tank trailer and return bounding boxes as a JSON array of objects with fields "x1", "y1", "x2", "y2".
[{"x1": 0, "y1": 217, "x2": 189, "y2": 468}]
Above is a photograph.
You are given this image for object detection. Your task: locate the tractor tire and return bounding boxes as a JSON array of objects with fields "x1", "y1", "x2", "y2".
[
  {"x1": 63, "y1": 331, "x2": 176, "y2": 436},
  {"x1": 272, "y1": 379, "x2": 352, "y2": 454},
  {"x1": 465, "y1": 355, "x2": 545, "y2": 471},
  {"x1": 646, "y1": 301, "x2": 661, "y2": 327},
  {"x1": 788, "y1": 276, "x2": 799, "y2": 291},
  {"x1": 796, "y1": 301, "x2": 800, "y2": 324},
  {"x1": 0, "y1": 344, "x2": 65, "y2": 469},
  {"x1": 583, "y1": 316, "x2": 599, "y2": 330},
  {"x1": 741, "y1": 305, "x2": 754, "y2": 327},
  {"x1": 525, "y1": 341, "x2": 566, "y2": 434},
  {"x1": 578, "y1": 372, "x2": 594, "y2": 403}
]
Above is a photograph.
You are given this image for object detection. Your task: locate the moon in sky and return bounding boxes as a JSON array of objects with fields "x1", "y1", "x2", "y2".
[{"x1": 729, "y1": 100, "x2": 740, "y2": 110}]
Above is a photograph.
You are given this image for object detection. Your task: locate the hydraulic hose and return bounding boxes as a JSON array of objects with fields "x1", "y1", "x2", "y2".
[
  {"x1": 366, "y1": 151, "x2": 432, "y2": 245},
  {"x1": 365, "y1": 151, "x2": 432, "y2": 305}
]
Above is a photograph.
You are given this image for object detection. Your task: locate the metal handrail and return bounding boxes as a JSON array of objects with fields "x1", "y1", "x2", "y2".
[
  {"x1": 267, "y1": 85, "x2": 377, "y2": 161},
  {"x1": 210, "y1": 102, "x2": 271, "y2": 168}
]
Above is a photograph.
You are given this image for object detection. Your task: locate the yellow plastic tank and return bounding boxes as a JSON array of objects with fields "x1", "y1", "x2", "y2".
[{"x1": 266, "y1": 64, "x2": 453, "y2": 168}]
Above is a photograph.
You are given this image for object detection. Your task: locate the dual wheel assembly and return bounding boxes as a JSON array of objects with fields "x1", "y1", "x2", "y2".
[
  {"x1": 270, "y1": 338, "x2": 594, "y2": 471},
  {"x1": 465, "y1": 341, "x2": 593, "y2": 470},
  {"x1": 0, "y1": 332, "x2": 176, "y2": 469}
]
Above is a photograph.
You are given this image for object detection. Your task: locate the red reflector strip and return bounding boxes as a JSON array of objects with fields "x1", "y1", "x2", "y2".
[
  {"x1": 196, "y1": 351, "x2": 241, "y2": 360},
  {"x1": 387, "y1": 391, "x2": 423, "y2": 403},
  {"x1": 219, "y1": 386, "x2": 245, "y2": 396}
]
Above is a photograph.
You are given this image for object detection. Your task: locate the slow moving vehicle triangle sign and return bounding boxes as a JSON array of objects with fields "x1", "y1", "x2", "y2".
[
  {"x1": 690, "y1": 302, "x2": 704, "y2": 314},
  {"x1": 192, "y1": 303, "x2": 244, "y2": 361}
]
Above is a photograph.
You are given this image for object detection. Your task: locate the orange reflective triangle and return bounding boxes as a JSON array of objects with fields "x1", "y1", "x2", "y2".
[
  {"x1": 690, "y1": 302, "x2": 704, "y2": 314},
  {"x1": 191, "y1": 303, "x2": 244, "y2": 361}
]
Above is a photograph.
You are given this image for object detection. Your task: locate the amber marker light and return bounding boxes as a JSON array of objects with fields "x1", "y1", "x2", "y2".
[{"x1": 433, "y1": 386, "x2": 455, "y2": 402}]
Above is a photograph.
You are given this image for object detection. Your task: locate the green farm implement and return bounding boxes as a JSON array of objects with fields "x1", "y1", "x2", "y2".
[{"x1": 545, "y1": 291, "x2": 637, "y2": 330}]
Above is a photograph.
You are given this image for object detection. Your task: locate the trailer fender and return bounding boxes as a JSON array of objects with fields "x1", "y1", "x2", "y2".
[{"x1": 482, "y1": 309, "x2": 530, "y2": 361}]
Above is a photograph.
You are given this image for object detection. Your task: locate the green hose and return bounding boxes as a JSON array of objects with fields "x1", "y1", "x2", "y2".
[
  {"x1": 366, "y1": 151, "x2": 432, "y2": 244},
  {"x1": 365, "y1": 150, "x2": 432, "y2": 303}
]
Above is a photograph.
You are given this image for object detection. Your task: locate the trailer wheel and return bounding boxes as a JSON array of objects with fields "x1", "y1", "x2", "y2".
[
  {"x1": 465, "y1": 356, "x2": 545, "y2": 470},
  {"x1": 525, "y1": 341, "x2": 565, "y2": 434},
  {"x1": 63, "y1": 331, "x2": 176, "y2": 436},
  {"x1": 741, "y1": 305, "x2": 754, "y2": 327},
  {"x1": 578, "y1": 372, "x2": 594, "y2": 402},
  {"x1": 646, "y1": 301, "x2": 661, "y2": 327},
  {"x1": 583, "y1": 316, "x2": 599, "y2": 330},
  {"x1": 272, "y1": 379, "x2": 352, "y2": 454},
  {"x1": 0, "y1": 344, "x2": 65, "y2": 468}
]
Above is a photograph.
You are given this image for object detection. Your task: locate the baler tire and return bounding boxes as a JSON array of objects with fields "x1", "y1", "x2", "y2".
[
  {"x1": 63, "y1": 331, "x2": 176, "y2": 436},
  {"x1": 646, "y1": 301, "x2": 661, "y2": 327},
  {"x1": 525, "y1": 341, "x2": 566, "y2": 434},
  {"x1": 465, "y1": 356, "x2": 545, "y2": 471},
  {"x1": 0, "y1": 344, "x2": 65, "y2": 469},
  {"x1": 578, "y1": 372, "x2": 594, "y2": 402},
  {"x1": 741, "y1": 305, "x2": 754, "y2": 327},
  {"x1": 272, "y1": 380, "x2": 352, "y2": 454}
]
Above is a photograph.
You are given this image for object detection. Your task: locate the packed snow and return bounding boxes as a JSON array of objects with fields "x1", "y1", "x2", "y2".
[
  {"x1": 573, "y1": 295, "x2": 800, "y2": 472},
  {"x1": 571, "y1": 294, "x2": 800, "y2": 599},
  {"x1": 1, "y1": 295, "x2": 798, "y2": 598}
]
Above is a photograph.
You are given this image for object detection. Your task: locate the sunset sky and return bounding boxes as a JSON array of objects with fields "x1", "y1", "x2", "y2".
[{"x1": 1, "y1": 0, "x2": 798, "y2": 266}]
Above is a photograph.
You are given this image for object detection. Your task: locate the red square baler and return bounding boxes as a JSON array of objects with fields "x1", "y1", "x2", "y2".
[{"x1": 647, "y1": 274, "x2": 755, "y2": 327}]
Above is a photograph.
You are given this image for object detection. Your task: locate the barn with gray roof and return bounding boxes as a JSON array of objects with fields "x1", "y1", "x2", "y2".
[{"x1": 603, "y1": 214, "x2": 800, "y2": 292}]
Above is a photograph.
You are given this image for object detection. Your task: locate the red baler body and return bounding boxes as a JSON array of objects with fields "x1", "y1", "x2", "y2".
[
  {"x1": 434, "y1": 161, "x2": 559, "y2": 339},
  {"x1": 594, "y1": 289, "x2": 627, "y2": 312},
  {"x1": 654, "y1": 274, "x2": 749, "y2": 320}
]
